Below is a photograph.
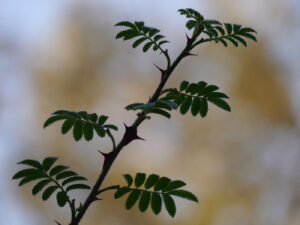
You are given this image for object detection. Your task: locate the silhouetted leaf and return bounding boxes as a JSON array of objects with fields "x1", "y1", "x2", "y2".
[
  {"x1": 139, "y1": 191, "x2": 151, "y2": 212},
  {"x1": 49, "y1": 165, "x2": 69, "y2": 176},
  {"x1": 66, "y1": 184, "x2": 90, "y2": 192},
  {"x1": 56, "y1": 171, "x2": 77, "y2": 180},
  {"x1": 73, "y1": 120, "x2": 83, "y2": 141},
  {"x1": 42, "y1": 186, "x2": 58, "y2": 200},
  {"x1": 126, "y1": 190, "x2": 141, "y2": 209},
  {"x1": 145, "y1": 174, "x2": 160, "y2": 189},
  {"x1": 62, "y1": 176, "x2": 87, "y2": 186},
  {"x1": 207, "y1": 97, "x2": 231, "y2": 111},
  {"x1": 56, "y1": 191, "x2": 68, "y2": 207},
  {"x1": 163, "y1": 194, "x2": 176, "y2": 217},
  {"x1": 32, "y1": 179, "x2": 52, "y2": 195},
  {"x1": 123, "y1": 174, "x2": 133, "y2": 186},
  {"x1": 135, "y1": 173, "x2": 146, "y2": 188},
  {"x1": 168, "y1": 190, "x2": 198, "y2": 202},
  {"x1": 154, "y1": 177, "x2": 171, "y2": 191},
  {"x1": 61, "y1": 119, "x2": 74, "y2": 134},
  {"x1": 151, "y1": 193, "x2": 162, "y2": 214},
  {"x1": 17, "y1": 159, "x2": 42, "y2": 170},
  {"x1": 114, "y1": 187, "x2": 131, "y2": 199},
  {"x1": 42, "y1": 157, "x2": 58, "y2": 172}
]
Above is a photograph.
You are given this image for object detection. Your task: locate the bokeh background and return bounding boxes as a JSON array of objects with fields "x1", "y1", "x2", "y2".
[{"x1": 1, "y1": 0, "x2": 300, "y2": 224}]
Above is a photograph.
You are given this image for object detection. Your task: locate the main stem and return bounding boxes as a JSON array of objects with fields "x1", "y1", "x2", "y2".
[{"x1": 71, "y1": 34, "x2": 197, "y2": 225}]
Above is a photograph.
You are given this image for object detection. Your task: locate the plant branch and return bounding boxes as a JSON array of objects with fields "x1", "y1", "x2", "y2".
[
  {"x1": 106, "y1": 129, "x2": 116, "y2": 150},
  {"x1": 71, "y1": 32, "x2": 200, "y2": 225}
]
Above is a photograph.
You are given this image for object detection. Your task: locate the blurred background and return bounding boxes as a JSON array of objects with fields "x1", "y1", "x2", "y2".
[{"x1": 1, "y1": 0, "x2": 300, "y2": 224}]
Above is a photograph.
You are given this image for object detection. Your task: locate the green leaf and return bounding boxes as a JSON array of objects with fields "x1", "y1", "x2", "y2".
[
  {"x1": 17, "y1": 159, "x2": 42, "y2": 170},
  {"x1": 239, "y1": 27, "x2": 257, "y2": 34},
  {"x1": 215, "y1": 26, "x2": 225, "y2": 35},
  {"x1": 200, "y1": 98, "x2": 208, "y2": 118},
  {"x1": 94, "y1": 126, "x2": 105, "y2": 137},
  {"x1": 151, "y1": 193, "x2": 162, "y2": 215},
  {"x1": 135, "y1": 173, "x2": 146, "y2": 188},
  {"x1": 66, "y1": 183, "x2": 90, "y2": 192},
  {"x1": 73, "y1": 120, "x2": 83, "y2": 141},
  {"x1": 225, "y1": 37, "x2": 238, "y2": 47},
  {"x1": 239, "y1": 32, "x2": 257, "y2": 42},
  {"x1": 139, "y1": 191, "x2": 151, "y2": 212},
  {"x1": 88, "y1": 113, "x2": 98, "y2": 123},
  {"x1": 145, "y1": 174, "x2": 160, "y2": 189},
  {"x1": 12, "y1": 168, "x2": 41, "y2": 179},
  {"x1": 61, "y1": 119, "x2": 74, "y2": 134},
  {"x1": 114, "y1": 187, "x2": 131, "y2": 199},
  {"x1": 207, "y1": 97, "x2": 231, "y2": 111},
  {"x1": 143, "y1": 42, "x2": 153, "y2": 52},
  {"x1": 123, "y1": 174, "x2": 133, "y2": 186},
  {"x1": 204, "y1": 85, "x2": 219, "y2": 93},
  {"x1": 224, "y1": 23, "x2": 232, "y2": 34},
  {"x1": 191, "y1": 97, "x2": 201, "y2": 116},
  {"x1": 186, "y1": 83, "x2": 199, "y2": 94},
  {"x1": 206, "y1": 92, "x2": 229, "y2": 99},
  {"x1": 132, "y1": 37, "x2": 147, "y2": 48},
  {"x1": 62, "y1": 176, "x2": 87, "y2": 186},
  {"x1": 43, "y1": 115, "x2": 66, "y2": 128},
  {"x1": 232, "y1": 35, "x2": 247, "y2": 47},
  {"x1": 115, "y1": 21, "x2": 136, "y2": 29},
  {"x1": 147, "y1": 108, "x2": 171, "y2": 119},
  {"x1": 154, "y1": 35, "x2": 164, "y2": 42},
  {"x1": 218, "y1": 38, "x2": 228, "y2": 47},
  {"x1": 162, "y1": 180, "x2": 186, "y2": 192},
  {"x1": 126, "y1": 190, "x2": 141, "y2": 209},
  {"x1": 32, "y1": 179, "x2": 52, "y2": 195},
  {"x1": 180, "y1": 96, "x2": 192, "y2": 115},
  {"x1": 149, "y1": 28, "x2": 160, "y2": 37},
  {"x1": 163, "y1": 194, "x2": 176, "y2": 217},
  {"x1": 158, "y1": 40, "x2": 169, "y2": 46},
  {"x1": 19, "y1": 174, "x2": 45, "y2": 186},
  {"x1": 233, "y1": 24, "x2": 242, "y2": 32},
  {"x1": 49, "y1": 165, "x2": 69, "y2": 176},
  {"x1": 83, "y1": 122, "x2": 93, "y2": 141},
  {"x1": 154, "y1": 177, "x2": 171, "y2": 191},
  {"x1": 42, "y1": 186, "x2": 58, "y2": 201},
  {"x1": 98, "y1": 115, "x2": 108, "y2": 126},
  {"x1": 42, "y1": 157, "x2": 58, "y2": 172},
  {"x1": 103, "y1": 124, "x2": 118, "y2": 131},
  {"x1": 56, "y1": 191, "x2": 68, "y2": 207},
  {"x1": 56, "y1": 171, "x2": 77, "y2": 180},
  {"x1": 168, "y1": 190, "x2": 198, "y2": 202},
  {"x1": 135, "y1": 21, "x2": 144, "y2": 30},
  {"x1": 116, "y1": 29, "x2": 139, "y2": 40},
  {"x1": 180, "y1": 81, "x2": 189, "y2": 91}
]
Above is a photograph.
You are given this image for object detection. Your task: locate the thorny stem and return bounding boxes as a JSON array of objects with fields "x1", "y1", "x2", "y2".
[{"x1": 71, "y1": 32, "x2": 200, "y2": 225}]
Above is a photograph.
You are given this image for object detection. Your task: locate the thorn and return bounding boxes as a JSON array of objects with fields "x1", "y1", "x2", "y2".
[
  {"x1": 98, "y1": 150, "x2": 114, "y2": 170},
  {"x1": 186, "y1": 33, "x2": 191, "y2": 44},
  {"x1": 153, "y1": 64, "x2": 166, "y2": 74},
  {"x1": 153, "y1": 64, "x2": 167, "y2": 81},
  {"x1": 122, "y1": 123, "x2": 145, "y2": 146},
  {"x1": 93, "y1": 196, "x2": 103, "y2": 201},
  {"x1": 184, "y1": 51, "x2": 198, "y2": 57},
  {"x1": 54, "y1": 221, "x2": 62, "y2": 225}
]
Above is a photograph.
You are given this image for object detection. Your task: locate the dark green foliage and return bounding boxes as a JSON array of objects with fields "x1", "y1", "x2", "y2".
[
  {"x1": 161, "y1": 80, "x2": 231, "y2": 117},
  {"x1": 178, "y1": 8, "x2": 257, "y2": 47},
  {"x1": 12, "y1": 157, "x2": 90, "y2": 207},
  {"x1": 114, "y1": 173, "x2": 198, "y2": 217},
  {"x1": 43, "y1": 110, "x2": 118, "y2": 141},
  {"x1": 115, "y1": 21, "x2": 169, "y2": 54},
  {"x1": 125, "y1": 99, "x2": 178, "y2": 119}
]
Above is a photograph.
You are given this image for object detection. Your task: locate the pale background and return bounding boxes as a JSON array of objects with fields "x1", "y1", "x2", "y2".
[{"x1": 1, "y1": 0, "x2": 300, "y2": 225}]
